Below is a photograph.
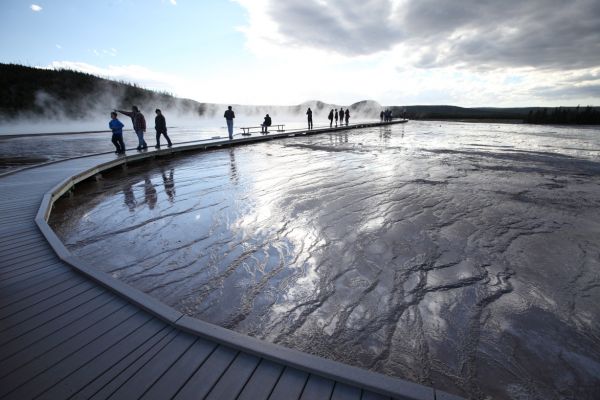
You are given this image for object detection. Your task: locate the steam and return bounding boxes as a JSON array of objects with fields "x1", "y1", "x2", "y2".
[{"x1": 0, "y1": 81, "x2": 384, "y2": 135}]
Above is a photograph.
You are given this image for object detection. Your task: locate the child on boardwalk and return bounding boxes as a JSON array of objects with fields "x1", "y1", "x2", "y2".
[{"x1": 109, "y1": 112, "x2": 126, "y2": 154}]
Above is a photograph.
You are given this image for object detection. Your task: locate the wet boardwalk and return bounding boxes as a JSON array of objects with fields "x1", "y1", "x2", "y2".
[{"x1": 0, "y1": 122, "x2": 461, "y2": 400}]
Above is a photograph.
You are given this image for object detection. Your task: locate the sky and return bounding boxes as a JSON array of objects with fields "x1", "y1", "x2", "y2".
[{"x1": 1, "y1": 0, "x2": 600, "y2": 107}]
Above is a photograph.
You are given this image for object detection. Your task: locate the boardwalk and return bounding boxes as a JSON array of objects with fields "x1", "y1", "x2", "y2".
[{"x1": 0, "y1": 122, "x2": 462, "y2": 400}]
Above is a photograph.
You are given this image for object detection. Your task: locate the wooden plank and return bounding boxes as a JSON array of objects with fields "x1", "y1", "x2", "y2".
[
  {"x1": 0, "y1": 252, "x2": 59, "y2": 274},
  {"x1": 0, "y1": 263, "x2": 65, "y2": 289},
  {"x1": 331, "y1": 382, "x2": 362, "y2": 400},
  {"x1": 0, "y1": 298, "x2": 128, "y2": 372},
  {"x1": 0, "y1": 267, "x2": 70, "y2": 293},
  {"x1": 72, "y1": 327, "x2": 177, "y2": 400},
  {"x1": 205, "y1": 352, "x2": 261, "y2": 400},
  {"x1": 0, "y1": 226, "x2": 39, "y2": 240},
  {"x1": 0, "y1": 240, "x2": 53, "y2": 260},
  {"x1": 0, "y1": 260, "x2": 64, "y2": 282},
  {"x1": 0, "y1": 270, "x2": 75, "y2": 305},
  {"x1": 299, "y1": 374, "x2": 335, "y2": 400},
  {"x1": 106, "y1": 331, "x2": 197, "y2": 399},
  {"x1": 36, "y1": 318, "x2": 168, "y2": 400},
  {"x1": 0, "y1": 280, "x2": 96, "y2": 330},
  {"x1": 172, "y1": 345, "x2": 238, "y2": 400},
  {"x1": 0, "y1": 235, "x2": 45, "y2": 252},
  {"x1": 0, "y1": 274, "x2": 87, "y2": 319},
  {"x1": 0, "y1": 247, "x2": 56, "y2": 269},
  {"x1": 140, "y1": 338, "x2": 217, "y2": 400},
  {"x1": 0, "y1": 229, "x2": 43, "y2": 244},
  {"x1": 3, "y1": 311, "x2": 153, "y2": 400},
  {"x1": 267, "y1": 367, "x2": 309, "y2": 400},
  {"x1": 0, "y1": 303, "x2": 137, "y2": 397},
  {"x1": 237, "y1": 359, "x2": 284, "y2": 400},
  {"x1": 0, "y1": 287, "x2": 109, "y2": 357}
]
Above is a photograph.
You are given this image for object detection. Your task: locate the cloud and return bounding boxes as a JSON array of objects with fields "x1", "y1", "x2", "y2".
[
  {"x1": 30, "y1": 4, "x2": 42, "y2": 12},
  {"x1": 170, "y1": 0, "x2": 177, "y2": 4},
  {"x1": 235, "y1": 0, "x2": 600, "y2": 71}
]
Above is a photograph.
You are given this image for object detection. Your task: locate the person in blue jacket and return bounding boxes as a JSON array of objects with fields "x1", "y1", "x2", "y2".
[{"x1": 109, "y1": 111, "x2": 126, "y2": 154}]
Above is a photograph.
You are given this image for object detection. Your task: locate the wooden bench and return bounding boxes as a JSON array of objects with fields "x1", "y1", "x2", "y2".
[{"x1": 240, "y1": 124, "x2": 285, "y2": 136}]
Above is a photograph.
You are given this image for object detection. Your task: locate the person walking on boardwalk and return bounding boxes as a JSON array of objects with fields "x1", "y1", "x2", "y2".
[
  {"x1": 109, "y1": 111, "x2": 126, "y2": 154},
  {"x1": 380, "y1": 110, "x2": 384, "y2": 122},
  {"x1": 224, "y1": 106, "x2": 235, "y2": 139},
  {"x1": 328, "y1": 109, "x2": 334, "y2": 127},
  {"x1": 261, "y1": 113, "x2": 272, "y2": 134},
  {"x1": 154, "y1": 109, "x2": 172, "y2": 148},
  {"x1": 116, "y1": 106, "x2": 147, "y2": 150},
  {"x1": 345, "y1": 108, "x2": 350, "y2": 125},
  {"x1": 306, "y1": 107, "x2": 313, "y2": 130},
  {"x1": 339, "y1": 108, "x2": 344, "y2": 126},
  {"x1": 334, "y1": 109, "x2": 339, "y2": 126}
]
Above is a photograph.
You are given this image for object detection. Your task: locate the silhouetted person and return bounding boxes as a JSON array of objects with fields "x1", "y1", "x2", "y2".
[
  {"x1": 261, "y1": 113, "x2": 272, "y2": 134},
  {"x1": 224, "y1": 106, "x2": 235, "y2": 139},
  {"x1": 154, "y1": 109, "x2": 172, "y2": 148},
  {"x1": 116, "y1": 106, "x2": 147, "y2": 150},
  {"x1": 306, "y1": 107, "x2": 313, "y2": 130},
  {"x1": 380, "y1": 110, "x2": 384, "y2": 122},
  {"x1": 328, "y1": 109, "x2": 334, "y2": 127},
  {"x1": 345, "y1": 109, "x2": 350, "y2": 125},
  {"x1": 109, "y1": 111, "x2": 126, "y2": 154},
  {"x1": 335, "y1": 109, "x2": 339, "y2": 126}
]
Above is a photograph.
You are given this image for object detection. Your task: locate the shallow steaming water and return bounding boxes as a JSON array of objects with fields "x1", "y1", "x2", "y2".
[{"x1": 49, "y1": 121, "x2": 600, "y2": 399}]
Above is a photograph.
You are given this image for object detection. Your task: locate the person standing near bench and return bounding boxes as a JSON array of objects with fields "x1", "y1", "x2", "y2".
[
  {"x1": 116, "y1": 106, "x2": 147, "y2": 150},
  {"x1": 306, "y1": 107, "x2": 313, "y2": 130},
  {"x1": 109, "y1": 111, "x2": 126, "y2": 154},
  {"x1": 154, "y1": 109, "x2": 172, "y2": 148},
  {"x1": 224, "y1": 106, "x2": 235, "y2": 139},
  {"x1": 261, "y1": 113, "x2": 272, "y2": 134}
]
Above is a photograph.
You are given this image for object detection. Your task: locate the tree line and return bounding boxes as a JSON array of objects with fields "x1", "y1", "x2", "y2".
[{"x1": 524, "y1": 106, "x2": 600, "y2": 125}]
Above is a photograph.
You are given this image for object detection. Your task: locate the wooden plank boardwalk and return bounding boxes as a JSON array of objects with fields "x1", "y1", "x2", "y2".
[{"x1": 0, "y1": 122, "x2": 463, "y2": 400}]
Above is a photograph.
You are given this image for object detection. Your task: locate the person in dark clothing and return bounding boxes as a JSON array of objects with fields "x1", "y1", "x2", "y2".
[
  {"x1": 380, "y1": 110, "x2": 384, "y2": 122},
  {"x1": 306, "y1": 107, "x2": 313, "y2": 130},
  {"x1": 339, "y1": 108, "x2": 344, "y2": 126},
  {"x1": 224, "y1": 106, "x2": 235, "y2": 139},
  {"x1": 261, "y1": 114, "x2": 272, "y2": 134},
  {"x1": 328, "y1": 109, "x2": 334, "y2": 127},
  {"x1": 345, "y1": 109, "x2": 350, "y2": 125},
  {"x1": 116, "y1": 106, "x2": 147, "y2": 150},
  {"x1": 154, "y1": 109, "x2": 172, "y2": 148},
  {"x1": 109, "y1": 112, "x2": 126, "y2": 154},
  {"x1": 334, "y1": 109, "x2": 339, "y2": 126}
]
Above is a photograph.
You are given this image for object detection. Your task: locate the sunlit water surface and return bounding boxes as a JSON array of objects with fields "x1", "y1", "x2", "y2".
[{"x1": 50, "y1": 121, "x2": 600, "y2": 400}]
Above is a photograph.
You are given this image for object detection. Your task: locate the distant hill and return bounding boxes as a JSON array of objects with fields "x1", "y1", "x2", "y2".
[{"x1": 1, "y1": 63, "x2": 598, "y2": 124}]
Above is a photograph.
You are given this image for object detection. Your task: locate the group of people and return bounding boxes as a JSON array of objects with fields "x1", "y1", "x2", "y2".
[
  {"x1": 110, "y1": 103, "x2": 378, "y2": 153},
  {"x1": 380, "y1": 109, "x2": 393, "y2": 122},
  {"x1": 327, "y1": 108, "x2": 350, "y2": 127},
  {"x1": 109, "y1": 106, "x2": 172, "y2": 154}
]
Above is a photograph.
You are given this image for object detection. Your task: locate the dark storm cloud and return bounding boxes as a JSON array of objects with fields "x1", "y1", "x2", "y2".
[{"x1": 267, "y1": 0, "x2": 600, "y2": 70}]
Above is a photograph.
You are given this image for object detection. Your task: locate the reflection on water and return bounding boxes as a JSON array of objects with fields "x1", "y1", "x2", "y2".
[{"x1": 49, "y1": 121, "x2": 600, "y2": 400}]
